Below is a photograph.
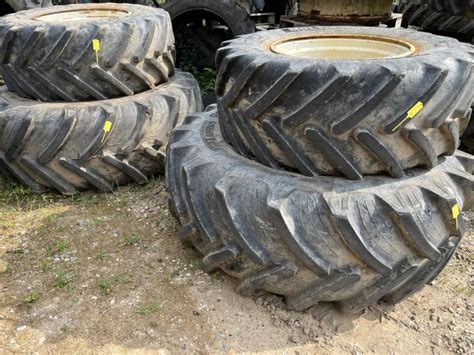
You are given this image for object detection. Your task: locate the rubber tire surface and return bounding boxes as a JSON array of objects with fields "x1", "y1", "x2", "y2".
[
  {"x1": 0, "y1": 3, "x2": 175, "y2": 102},
  {"x1": 160, "y1": 0, "x2": 255, "y2": 69},
  {"x1": 0, "y1": 72, "x2": 202, "y2": 195},
  {"x1": 400, "y1": 0, "x2": 474, "y2": 34},
  {"x1": 5, "y1": 0, "x2": 52, "y2": 12},
  {"x1": 425, "y1": 0, "x2": 473, "y2": 15},
  {"x1": 461, "y1": 109, "x2": 474, "y2": 153},
  {"x1": 216, "y1": 26, "x2": 473, "y2": 179},
  {"x1": 159, "y1": 0, "x2": 255, "y2": 36},
  {"x1": 166, "y1": 109, "x2": 473, "y2": 312}
]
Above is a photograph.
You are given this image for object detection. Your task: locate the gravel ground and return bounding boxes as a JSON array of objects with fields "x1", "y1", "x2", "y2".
[{"x1": 0, "y1": 176, "x2": 472, "y2": 354}]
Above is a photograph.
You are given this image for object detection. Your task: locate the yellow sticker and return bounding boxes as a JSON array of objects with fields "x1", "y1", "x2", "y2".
[
  {"x1": 92, "y1": 39, "x2": 101, "y2": 51},
  {"x1": 452, "y1": 203, "x2": 460, "y2": 230},
  {"x1": 101, "y1": 120, "x2": 112, "y2": 143},
  {"x1": 93, "y1": 39, "x2": 100, "y2": 63},
  {"x1": 392, "y1": 101, "x2": 424, "y2": 132},
  {"x1": 407, "y1": 101, "x2": 424, "y2": 119}
]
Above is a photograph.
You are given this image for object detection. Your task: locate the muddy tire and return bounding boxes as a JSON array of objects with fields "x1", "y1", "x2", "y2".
[
  {"x1": 400, "y1": 0, "x2": 474, "y2": 35},
  {"x1": 166, "y1": 109, "x2": 473, "y2": 312},
  {"x1": 216, "y1": 26, "x2": 473, "y2": 179},
  {"x1": 0, "y1": 3, "x2": 175, "y2": 102},
  {"x1": 0, "y1": 72, "x2": 202, "y2": 195}
]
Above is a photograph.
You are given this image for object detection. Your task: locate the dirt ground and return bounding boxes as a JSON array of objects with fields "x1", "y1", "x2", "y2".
[{"x1": 0, "y1": 175, "x2": 472, "y2": 354}]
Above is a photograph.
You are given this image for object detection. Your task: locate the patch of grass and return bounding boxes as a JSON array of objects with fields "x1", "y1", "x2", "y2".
[
  {"x1": 24, "y1": 292, "x2": 39, "y2": 304},
  {"x1": 41, "y1": 260, "x2": 53, "y2": 272},
  {"x1": 47, "y1": 240, "x2": 68, "y2": 256},
  {"x1": 99, "y1": 279, "x2": 112, "y2": 295},
  {"x1": 114, "y1": 274, "x2": 131, "y2": 284},
  {"x1": 91, "y1": 217, "x2": 105, "y2": 226},
  {"x1": 60, "y1": 325, "x2": 70, "y2": 333},
  {"x1": 7, "y1": 248, "x2": 26, "y2": 255},
  {"x1": 122, "y1": 233, "x2": 141, "y2": 246},
  {"x1": 96, "y1": 251, "x2": 108, "y2": 261},
  {"x1": 136, "y1": 300, "x2": 162, "y2": 316},
  {"x1": 52, "y1": 271, "x2": 72, "y2": 289}
]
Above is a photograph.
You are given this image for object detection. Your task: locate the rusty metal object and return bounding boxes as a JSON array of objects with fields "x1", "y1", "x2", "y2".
[{"x1": 299, "y1": 0, "x2": 393, "y2": 25}]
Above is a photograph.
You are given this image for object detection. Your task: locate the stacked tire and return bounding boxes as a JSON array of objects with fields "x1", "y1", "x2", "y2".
[
  {"x1": 166, "y1": 27, "x2": 474, "y2": 312},
  {"x1": 0, "y1": 3, "x2": 202, "y2": 194},
  {"x1": 399, "y1": 0, "x2": 474, "y2": 37},
  {"x1": 399, "y1": 0, "x2": 474, "y2": 154}
]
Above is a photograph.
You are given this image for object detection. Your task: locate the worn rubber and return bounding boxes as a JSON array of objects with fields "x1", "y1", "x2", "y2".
[
  {"x1": 160, "y1": 0, "x2": 255, "y2": 69},
  {"x1": 461, "y1": 109, "x2": 474, "y2": 153},
  {"x1": 4, "y1": 0, "x2": 52, "y2": 13},
  {"x1": 159, "y1": 0, "x2": 254, "y2": 36},
  {"x1": 166, "y1": 109, "x2": 473, "y2": 312},
  {"x1": 425, "y1": 0, "x2": 473, "y2": 15},
  {"x1": 400, "y1": 0, "x2": 474, "y2": 34},
  {"x1": 0, "y1": 72, "x2": 202, "y2": 195},
  {"x1": 0, "y1": 3, "x2": 175, "y2": 102},
  {"x1": 216, "y1": 26, "x2": 473, "y2": 179}
]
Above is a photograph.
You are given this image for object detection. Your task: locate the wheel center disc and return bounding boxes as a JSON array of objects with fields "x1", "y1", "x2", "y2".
[
  {"x1": 271, "y1": 35, "x2": 416, "y2": 60},
  {"x1": 35, "y1": 8, "x2": 131, "y2": 22}
]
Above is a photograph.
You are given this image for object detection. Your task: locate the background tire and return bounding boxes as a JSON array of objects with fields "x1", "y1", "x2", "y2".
[
  {"x1": 216, "y1": 26, "x2": 473, "y2": 179},
  {"x1": 4, "y1": 0, "x2": 52, "y2": 13},
  {"x1": 166, "y1": 109, "x2": 473, "y2": 313},
  {"x1": 0, "y1": 72, "x2": 202, "y2": 195},
  {"x1": 0, "y1": 3, "x2": 175, "y2": 102},
  {"x1": 400, "y1": 0, "x2": 474, "y2": 36},
  {"x1": 160, "y1": 0, "x2": 255, "y2": 70}
]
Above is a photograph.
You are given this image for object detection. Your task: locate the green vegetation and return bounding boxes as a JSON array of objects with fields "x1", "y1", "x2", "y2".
[
  {"x1": 137, "y1": 300, "x2": 162, "y2": 316},
  {"x1": 122, "y1": 233, "x2": 141, "y2": 246},
  {"x1": 52, "y1": 271, "x2": 73, "y2": 288},
  {"x1": 24, "y1": 292, "x2": 39, "y2": 303},
  {"x1": 99, "y1": 279, "x2": 113, "y2": 295}
]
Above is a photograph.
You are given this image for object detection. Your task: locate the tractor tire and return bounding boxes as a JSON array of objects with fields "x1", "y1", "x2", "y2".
[
  {"x1": 400, "y1": 0, "x2": 474, "y2": 35},
  {"x1": 160, "y1": 0, "x2": 255, "y2": 69},
  {"x1": 425, "y1": 0, "x2": 473, "y2": 15},
  {"x1": 461, "y1": 109, "x2": 474, "y2": 153},
  {"x1": 216, "y1": 26, "x2": 473, "y2": 179},
  {"x1": 5, "y1": 0, "x2": 52, "y2": 13},
  {"x1": 159, "y1": 0, "x2": 254, "y2": 37},
  {"x1": 166, "y1": 109, "x2": 473, "y2": 312},
  {"x1": 0, "y1": 72, "x2": 202, "y2": 195},
  {"x1": 0, "y1": 3, "x2": 175, "y2": 102}
]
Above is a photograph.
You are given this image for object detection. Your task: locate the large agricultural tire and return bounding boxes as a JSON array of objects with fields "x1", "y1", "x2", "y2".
[
  {"x1": 461, "y1": 109, "x2": 474, "y2": 153},
  {"x1": 166, "y1": 109, "x2": 473, "y2": 313},
  {"x1": 399, "y1": 0, "x2": 474, "y2": 35},
  {"x1": 425, "y1": 0, "x2": 474, "y2": 15},
  {"x1": 0, "y1": 3, "x2": 176, "y2": 102},
  {"x1": 215, "y1": 26, "x2": 473, "y2": 179},
  {"x1": 0, "y1": 72, "x2": 202, "y2": 195},
  {"x1": 4, "y1": 0, "x2": 52, "y2": 13},
  {"x1": 159, "y1": 0, "x2": 254, "y2": 38},
  {"x1": 160, "y1": 0, "x2": 255, "y2": 69}
]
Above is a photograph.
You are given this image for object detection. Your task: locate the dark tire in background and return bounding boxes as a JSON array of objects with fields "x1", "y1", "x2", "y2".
[
  {"x1": 399, "y1": 0, "x2": 474, "y2": 37},
  {"x1": 4, "y1": 0, "x2": 52, "y2": 13},
  {"x1": 160, "y1": 0, "x2": 255, "y2": 70},
  {"x1": 215, "y1": 26, "x2": 473, "y2": 179},
  {"x1": 0, "y1": 72, "x2": 202, "y2": 195},
  {"x1": 166, "y1": 110, "x2": 473, "y2": 313},
  {"x1": 0, "y1": 3, "x2": 175, "y2": 102}
]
